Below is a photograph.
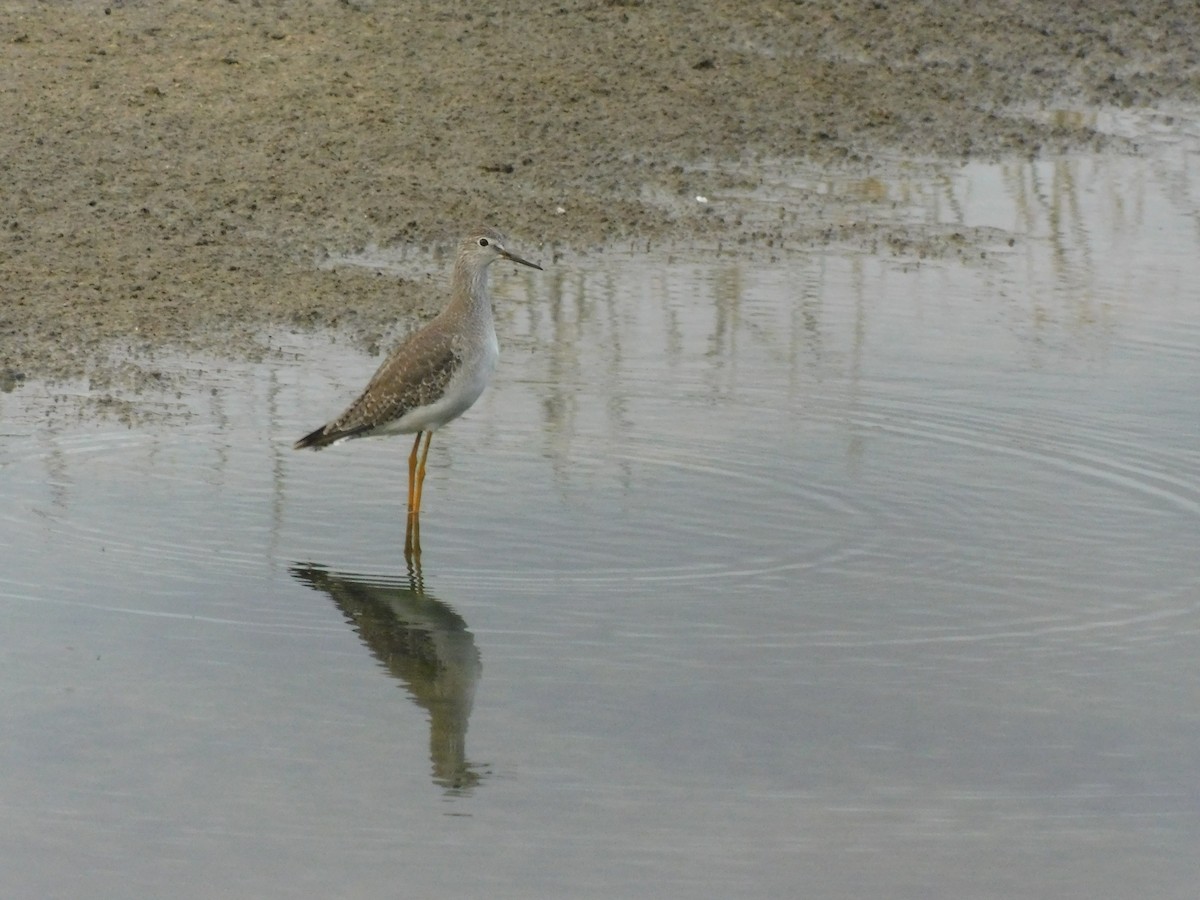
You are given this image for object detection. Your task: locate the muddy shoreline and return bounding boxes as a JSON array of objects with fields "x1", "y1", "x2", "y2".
[{"x1": 3, "y1": 0, "x2": 1197, "y2": 388}]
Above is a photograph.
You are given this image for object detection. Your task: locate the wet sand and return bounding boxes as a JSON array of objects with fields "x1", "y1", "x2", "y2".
[{"x1": 3, "y1": 0, "x2": 1196, "y2": 388}]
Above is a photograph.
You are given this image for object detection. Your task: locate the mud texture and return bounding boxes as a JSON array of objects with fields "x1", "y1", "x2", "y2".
[{"x1": 2, "y1": 0, "x2": 1197, "y2": 387}]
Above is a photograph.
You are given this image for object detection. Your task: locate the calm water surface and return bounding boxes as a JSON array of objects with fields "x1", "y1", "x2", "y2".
[{"x1": 3, "y1": 111, "x2": 1200, "y2": 898}]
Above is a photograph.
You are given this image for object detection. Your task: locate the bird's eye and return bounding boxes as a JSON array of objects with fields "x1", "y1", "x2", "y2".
[{"x1": 478, "y1": 238, "x2": 489, "y2": 247}]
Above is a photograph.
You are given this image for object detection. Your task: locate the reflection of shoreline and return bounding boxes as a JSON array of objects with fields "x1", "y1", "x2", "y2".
[{"x1": 290, "y1": 563, "x2": 485, "y2": 795}]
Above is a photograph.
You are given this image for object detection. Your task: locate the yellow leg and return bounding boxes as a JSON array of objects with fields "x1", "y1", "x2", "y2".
[
  {"x1": 406, "y1": 431, "x2": 433, "y2": 560},
  {"x1": 405, "y1": 513, "x2": 420, "y2": 561},
  {"x1": 409, "y1": 513, "x2": 421, "y2": 561},
  {"x1": 405, "y1": 432, "x2": 424, "y2": 559},
  {"x1": 406, "y1": 432, "x2": 423, "y2": 517},
  {"x1": 413, "y1": 431, "x2": 434, "y2": 517}
]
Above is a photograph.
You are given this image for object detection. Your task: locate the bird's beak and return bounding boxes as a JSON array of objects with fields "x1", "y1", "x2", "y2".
[{"x1": 499, "y1": 248, "x2": 543, "y2": 271}]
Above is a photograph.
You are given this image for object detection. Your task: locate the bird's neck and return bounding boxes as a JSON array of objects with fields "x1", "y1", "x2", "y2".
[{"x1": 448, "y1": 261, "x2": 493, "y2": 320}]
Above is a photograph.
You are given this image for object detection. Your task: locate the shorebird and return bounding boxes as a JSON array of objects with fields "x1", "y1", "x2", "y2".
[{"x1": 294, "y1": 227, "x2": 542, "y2": 556}]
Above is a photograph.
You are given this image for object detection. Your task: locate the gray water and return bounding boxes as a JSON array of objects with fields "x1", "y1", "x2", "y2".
[{"x1": 3, "y1": 109, "x2": 1200, "y2": 898}]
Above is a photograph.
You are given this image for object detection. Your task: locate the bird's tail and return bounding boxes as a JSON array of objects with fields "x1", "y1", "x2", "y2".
[
  {"x1": 294, "y1": 425, "x2": 338, "y2": 450},
  {"x1": 294, "y1": 421, "x2": 372, "y2": 450}
]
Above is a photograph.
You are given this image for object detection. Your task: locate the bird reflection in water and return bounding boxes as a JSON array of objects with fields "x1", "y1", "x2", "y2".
[{"x1": 290, "y1": 562, "x2": 486, "y2": 794}]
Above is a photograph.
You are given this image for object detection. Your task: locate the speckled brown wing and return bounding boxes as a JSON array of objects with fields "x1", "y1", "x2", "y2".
[
  {"x1": 294, "y1": 328, "x2": 461, "y2": 449},
  {"x1": 338, "y1": 326, "x2": 462, "y2": 431}
]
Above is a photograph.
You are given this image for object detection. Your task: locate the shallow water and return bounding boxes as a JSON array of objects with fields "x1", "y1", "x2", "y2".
[{"x1": 4, "y1": 110, "x2": 1200, "y2": 898}]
